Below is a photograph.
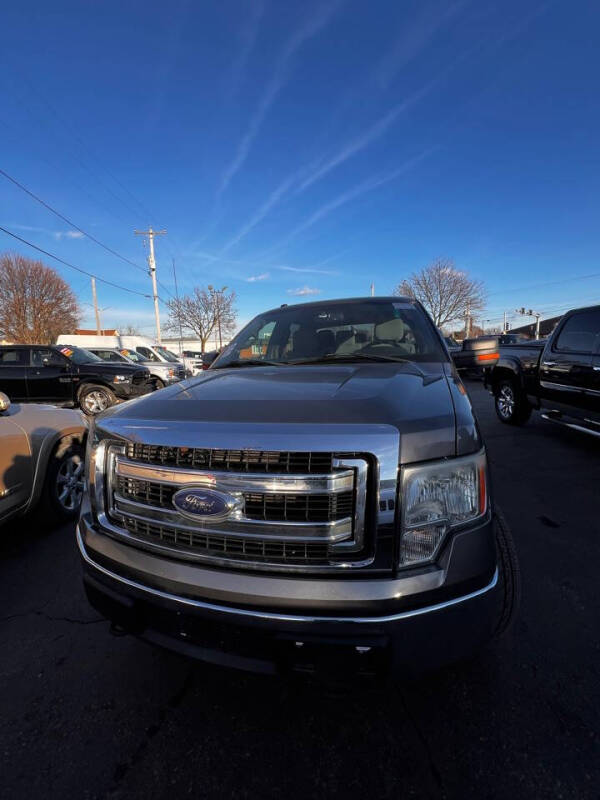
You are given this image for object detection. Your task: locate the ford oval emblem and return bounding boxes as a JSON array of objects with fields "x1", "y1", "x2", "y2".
[{"x1": 172, "y1": 487, "x2": 239, "y2": 522}]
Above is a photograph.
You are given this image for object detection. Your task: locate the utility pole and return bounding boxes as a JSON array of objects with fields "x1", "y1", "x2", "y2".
[
  {"x1": 503, "y1": 311, "x2": 507, "y2": 334},
  {"x1": 370, "y1": 282, "x2": 375, "y2": 297},
  {"x1": 172, "y1": 258, "x2": 184, "y2": 356},
  {"x1": 465, "y1": 300, "x2": 471, "y2": 339},
  {"x1": 135, "y1": 226, "x2": 167, "y2": 344},
  {"x1": 91, "y1": 276, "x2": 101, "y2": 335}
]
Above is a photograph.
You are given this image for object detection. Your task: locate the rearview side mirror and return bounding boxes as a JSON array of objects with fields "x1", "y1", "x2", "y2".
[{"x1": 0, "y1": 391, "x2": 11, "y2": 413}]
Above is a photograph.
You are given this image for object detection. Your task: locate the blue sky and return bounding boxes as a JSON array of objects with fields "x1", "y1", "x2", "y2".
[{"x1": 1, "y1": 0, "x2": 599, "y2": 335}]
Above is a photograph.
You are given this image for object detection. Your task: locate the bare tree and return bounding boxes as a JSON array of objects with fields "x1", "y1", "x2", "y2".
[
  {"x1": 0, "y1": 253, "x2": 80, "y2": 343},
  {"x1": 121, "y1": 325, "x2": 141, "y2": 335},
  {"x1": 165, "y1": 286, "x2": 237, "y2": 352},
  {"x1": 394, "y1": 258, "x2": 485, "y2": 328}
]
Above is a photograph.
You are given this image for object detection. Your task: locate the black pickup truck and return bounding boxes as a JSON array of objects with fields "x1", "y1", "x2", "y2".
[
  {"x1": 486, "y1": 305, "x2": 600, "y2": 435},
  {"x1": 0, "y1": 344, "x2": 152, "y2": 415}
]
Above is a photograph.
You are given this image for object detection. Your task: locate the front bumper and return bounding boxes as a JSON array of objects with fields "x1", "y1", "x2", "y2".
[{"x1": 78, "y1": 511, "x2": 499, "y2": 676}]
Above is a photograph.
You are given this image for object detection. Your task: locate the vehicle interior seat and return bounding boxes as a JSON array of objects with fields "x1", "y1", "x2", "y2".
[
  {"x1": 316, "y1": 329, "x2": 335, "y2": 354},
  {"x1": 291, "y1": 327, "x2": 321, "y2": 359},
  {"x1": 335, "y1": 329, "x2": 357, "y2": 354},
  {"x1": 374, "y1": 319, "x2": 416, "y2": 354}
]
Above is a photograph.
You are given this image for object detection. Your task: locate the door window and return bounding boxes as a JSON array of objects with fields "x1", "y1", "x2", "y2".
[
  {"x1": 0, "y1": 349, "x2": 27, "y2": 365},
  {"x1": 554, "y1": 311, "x2": 600, "y2": 355},
  {"x1": 136, "y1": 347, "x2": 160, "y2": 361}
]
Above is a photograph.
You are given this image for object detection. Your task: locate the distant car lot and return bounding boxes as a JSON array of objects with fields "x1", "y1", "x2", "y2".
[{"x1": 0, "y1": 379, "x2": 597, "y2": 800}]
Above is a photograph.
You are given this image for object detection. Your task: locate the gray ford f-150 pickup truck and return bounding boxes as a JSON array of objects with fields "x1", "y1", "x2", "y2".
[
  {"x1": 78, "y1": 297, "x2": 519, "y2": 677},
  {"x1": 487, "y1": 304, "x2": 600, "y2": 435}
]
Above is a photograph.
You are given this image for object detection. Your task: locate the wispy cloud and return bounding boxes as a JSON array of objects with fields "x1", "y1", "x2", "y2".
[
  {"x1": 246, "y1": 272, "x2": 270, "y2": 282},
  {"x1": 8, "y1": 223, "x2": 85, "y2": 241},
  {"x1": 217, "y1": 0, "x2": 342, "y2": 197},
  {"x1": 227, "y1": 0, "x2": 266, "y2": 98},
  {"x1": 55, "y1": 230, "x2": 85, "y2": 240},
  {"x1": 221, "y1": 172, "x2": 298, "y2": 252},
  {"x1": 287, "y1": 148, "x2": 435, "y2": 244},
  {"x1": 375, "y1": 0, "x2": 467, "y2": 90},
  {"x1": 278, "y1": 265, "x2": 338, "y2": 276},
  {"x1": 287, "y1": 286, "x2": 321, "y2": 296}
]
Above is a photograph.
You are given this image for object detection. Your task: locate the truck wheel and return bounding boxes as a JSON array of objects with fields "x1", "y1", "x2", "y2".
[
  {"x1": 494, "y1": 379, "x2": 531, "y2": 425},
  {"x1": 492, "y1": 507, "x2": 521, "y2": 638},
  {"x1": 42, "y1": 441, "x2": 85, "y2": 522},
  {"x1": 79, "y1": 384, "x2": 116, "y2": 415}
]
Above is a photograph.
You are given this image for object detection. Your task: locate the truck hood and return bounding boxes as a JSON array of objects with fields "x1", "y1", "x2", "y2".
[{"x1": 101, "y1": 362, "x2": 469, "y2": 462}]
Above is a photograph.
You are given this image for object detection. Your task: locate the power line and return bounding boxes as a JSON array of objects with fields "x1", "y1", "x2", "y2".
[
  {"x1": 0, "y1": 225, "x2": 156, "y2": 299},
  {"x1": 0, "y1": 167, "x2": 148, "y2": 274}
]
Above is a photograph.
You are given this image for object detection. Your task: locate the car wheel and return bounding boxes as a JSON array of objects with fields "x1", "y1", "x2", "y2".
[
  {"x1": 492, "y1": 507, "x2": 521, "y2": 638},
  {"x1": 43, "y1": 442, "x2": 85, "y2": 522},
  {"x1": 494, "y1": 379, "x2": 531, "y2": 425},
  {"x1": 79, "y1": 385, "x2": 115, "y2": 415},
  {"x1": 154, "y1": 378, "x2": 165, "y2": 390}
]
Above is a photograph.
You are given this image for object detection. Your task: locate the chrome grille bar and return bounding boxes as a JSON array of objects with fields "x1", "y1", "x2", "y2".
[{"x1": 114, "y1": 458, "x2": 355, "y2": 494}]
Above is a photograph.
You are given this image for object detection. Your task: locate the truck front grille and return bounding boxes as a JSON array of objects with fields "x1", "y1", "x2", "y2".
[
  {"x1": 125, "y1": 443, "x2": 335, "y2": 474},
  {"x1": 102, "y1": 444, "x2": 370, "y2": 573},
  {"x1": 116, "y1": 476, "x2": 353, "y2": 524},
  {"x1": 122, "y1": 517, "x2": 330, "y2": 564}
]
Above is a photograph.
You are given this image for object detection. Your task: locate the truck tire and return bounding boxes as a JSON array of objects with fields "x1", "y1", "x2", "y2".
[
  {"x1": 492, "y1": 507, "x2": 521, "y2": 638},
  {"x1": 41, "y1": 441, "x2": 85, "y2": 522},
  {"x1": 79, "y1": 384, "x2": 116, "y2": 415},
  {"x1": 494, "y1": 379, "x2": 531, "y2": 425}
]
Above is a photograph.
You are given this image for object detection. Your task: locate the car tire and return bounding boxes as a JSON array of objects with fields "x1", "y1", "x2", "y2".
[
  {"x1": 154, "y1": 378, "x2": 165, "y2": 390},
  {"x1": 79, "y1": 384, "x2": 116, "y2": 415},
  {"x1": 41, "y1": 441, "x2": 85, "y2": 522},
  {"x1": 494, "y1": 379, "x2": 532, "y2": 425},
  {"x1": 492, "y1": 507, "x2": 521, "y2": 638}
]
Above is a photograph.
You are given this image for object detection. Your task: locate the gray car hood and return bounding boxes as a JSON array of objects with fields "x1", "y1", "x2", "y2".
[{"x1": 101, "y1": 363, "x2": 473, "y2": 463}]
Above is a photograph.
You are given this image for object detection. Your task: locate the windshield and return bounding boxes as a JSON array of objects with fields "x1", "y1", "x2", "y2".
[
  {"x1": 214, "y1": 300, "x2": 445, "y2": 368},
  {"x1": 58, "y1": 346, "x2": 102, "y2": 365},
  {"x1": 154, "y1": 346, "x2": 180, "y2": 363},
  {"x1": 119, "y1": 349, "x2": 144, "y2": 363}
]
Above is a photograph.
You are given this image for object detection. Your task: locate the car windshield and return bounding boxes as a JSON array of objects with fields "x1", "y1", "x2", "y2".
[
  {"x1": 58, "y1": 346, "x2": 102, "y2": 364},
  {"x1": 154, "y1": 346, "x2": 180, "y2": 363},
  {"x1": 119, "y1": 349, "x2": 144, "y2": 363},
  {"x1": 214, "y1": 300, "x2": 445, "y2": 368}
]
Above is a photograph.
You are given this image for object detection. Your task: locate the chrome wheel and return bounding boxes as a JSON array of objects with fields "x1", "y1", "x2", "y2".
[
  {"x1": 83, "y1": 389, "x2": 110, "y2": 414},
  {"x1": 497, "y1": 385, "x2": 515, "y2": 420},
  {"x1": 56, "y1": 455, "x2": 84, "y2": 512}
]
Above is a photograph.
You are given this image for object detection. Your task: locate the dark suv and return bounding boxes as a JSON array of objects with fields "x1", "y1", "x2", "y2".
[
  {"x1": 79, "y1": 297, "x2": 520, "y2": 676},
  {"x1": 0, "y1": 344, "x2": 152, "y2": 415}
]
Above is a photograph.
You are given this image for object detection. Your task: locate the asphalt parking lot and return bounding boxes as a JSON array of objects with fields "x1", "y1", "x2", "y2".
[{"x1": 1, "y1": 380, "x2": 598, "y2": 800}]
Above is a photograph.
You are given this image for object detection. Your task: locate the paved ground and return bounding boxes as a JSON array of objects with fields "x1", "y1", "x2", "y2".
[{"x1": 1, "y1": 381, "x2": 598, "y2": 800}]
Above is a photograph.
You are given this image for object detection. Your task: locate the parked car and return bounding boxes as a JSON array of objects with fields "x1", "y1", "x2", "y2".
[
  {"x1": 487, "y1": 304, "x2": 600, "y2": 434},
  {"x1": 0, "y1": 344, "x2": 152, "y2": 415},
  {"x1": 79, "y1": 296, "x2": 520, "y2": 677},
  {"x1": 56, "y1": 334, "x2": 186, "y2": 389},
  {"x1": 0, "y1": 391, "x2": 87, "y2": 526}
]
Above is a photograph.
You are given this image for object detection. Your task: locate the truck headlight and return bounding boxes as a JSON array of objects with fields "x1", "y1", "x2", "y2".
[
  {"x1": 112, "y1": 374, "x2": 130, "y2": 383},
  {"x1": 399, "y1": 451, "x2": 487, "y2": 566}
]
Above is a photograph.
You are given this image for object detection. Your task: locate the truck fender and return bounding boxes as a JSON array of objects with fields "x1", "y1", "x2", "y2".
[{"x1": 489, "y1": 357, "x2": 525, "y2": 393}]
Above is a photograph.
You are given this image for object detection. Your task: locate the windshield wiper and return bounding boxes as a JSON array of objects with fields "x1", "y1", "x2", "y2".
[
  {"x1": 212, "y1": 358, "x2": 283, "y2": 369},
  {"x1": 285, "y1": 353, "x2": 412, "y2": 365}
]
